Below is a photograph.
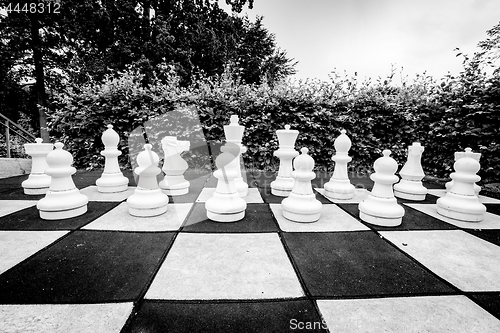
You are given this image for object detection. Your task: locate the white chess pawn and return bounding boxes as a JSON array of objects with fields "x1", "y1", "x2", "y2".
[
  {"x1": 37, "y1": 142, "x2": 89, "y2": 220},
  {"x1": 223, "y1": 115, "x2": 248, "y2": 197},
  {"x1": 281, "y1": 147, "x2": 322, "y2": 223},
  {"x1": 21, "y1": 138, "x2": 53, "y2": 195},
  {"x1": 394, "y1": 142, "x2": 427, "y2": 201},
  {"x1": 270, "y1": 125, "x2": 299, "y2": 196},
  {"x1": 127, "y1": 144, "x2": 169, "y2": 217},
  {"x1": 205, "y1": 143, "x2": 247, "y2": 222},
  {"x1": 437, "y1": 148, "x2": 486, "y2": 222},
  {"x1": 159, "y1": 136, "x2": 190, "y2": 196},
  {"x1": 358, "y1": 149, "x2": 405, "y2": 227},
  {"x1": 324, "y1": 129, "x2": 355, "y2": 200},
  {"x1": 96, "y1": 124, "x2": 129, "y2": 193},
  {"x1": 445, "y1": 150, "x2": 481, "y2": 195}
]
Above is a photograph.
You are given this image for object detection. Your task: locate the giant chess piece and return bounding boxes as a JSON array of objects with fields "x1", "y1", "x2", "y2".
[
  {"x1": 96, "y1": 124, "x2": 129, "y2": 193},
  {"x1": 127, "y1": 144, "x2": 169, "y2": 217},
  {"x1": 281, "y1": 148, "x2": 322, "y2": 223},
  {"x1": 159, "y1": 136, "x2": 190, "y2": 196},
  {"x1": 21, "y1": 138, "x2": 53, "y2": 195},
  {"x1": 270, "y1": 125, "x2": 299, "y2": 196},
  {"x1": 37, "y1": 142, "x2": 88, "y2": 220},
  {"x1": 324, "y1": 129, "x2": 355, "y2": 200},
  {"x1": 205, "y1": 143, "x2": 247, "y2": 222},
  {"x1": 445, "y1": 150, "x2": 481, "y2": 195},
  {"x1": 358, "y1": 149, "x2": 405, "y2": 227},
  {"x1": 394, "y1": 142, "x2": 427, "y2": 201},
  {"x1": 437, "y1": 148, "x2": 486, "y2": 222},
  {"x1": 223, "y1": 115, "x2": 248, "y2": 197}
]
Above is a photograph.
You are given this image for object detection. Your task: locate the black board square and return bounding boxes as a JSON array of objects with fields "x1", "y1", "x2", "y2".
[
  {"x1": 468, "y1": 292, "x2": 500, "y2": 320},
  {"x1": 0, "y1": 230, "x2": 173, "y2": 303},
  {"x1": 283, "y1": 231, "x2": 456, "y2": 297}
]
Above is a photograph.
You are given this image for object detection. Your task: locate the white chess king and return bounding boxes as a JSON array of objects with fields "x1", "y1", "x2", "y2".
[
  {"x1": 394, "y1": 142, "x2": 427, "y2": 201},
  {"x1": 127, "y1": 144, "x2": 169, "y2": 217},
  {"x1": 436, "y1": 148, "x2": 486, "y2": 222},
  {"x1": 159, "y1": 136, "x2": 190, "y2": 196},
  {"x1": 281, "y1": 147, "x2": 322, "y2": 223},
  {"x1": 21, "y1": 138, "x2": 53, "y2": 195},
  {"x1": 270, "y1": 125, "x2": 299, "y2": 197},
  {"x1": 324, "y1": 129, "x2": 355, "y2": 200},
  {"x1": 37, "y1": 142, "x2": 89, "y2": 220},
  {"x1": 358, "y1": 149, "x2": 405, "y2": 227},
  {"x1": 223, "y1": 115, "x2": 248, "y2": 197},
  {"x1": 96, "y1": 124, "x2": 129, "y2": 193}
]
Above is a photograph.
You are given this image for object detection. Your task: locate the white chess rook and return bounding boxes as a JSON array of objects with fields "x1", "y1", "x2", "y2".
[
  {"x1": 223, "y1": 115, "x2": 248, "y2": 197},
  {"x1": 21, "y1": 138, "x2": 53, "y2": 195},
  {"x1": 37, "y1": 142, "x2": 89, "y2": 220},
  {"x1": 159, "y1": 136, "x2": 190, "y2": 196},
  {"x1": 394, "y1": 142, "x2": 428, "y2": 201},
  {"x1": 205, "y1": 144, "x2": 247, "y2": 222},
  {"x1": 437, "y1": 148, "x2": 486, "y2": 222},
  {"x1": 445, "y1": 150, "x2": 481, "y2": 195},
  {"x1": 127, "y1": 144, "x2": 169, "y2": 217},
  {"x1": 271, "y1": 125, "x2": 299, "y2": 197},
  {"x1": 96, "y1": 124, "x2": 129, "y2": 193},
  {"x1": 324, "y1": 129, "x2": 355, "y2": 200},
  {"x1": 281, "y1": 147, "x2": 322, "y2": 223},
  {"x1": 358, "y1": 149, "x2": 405, "y2": 227}
]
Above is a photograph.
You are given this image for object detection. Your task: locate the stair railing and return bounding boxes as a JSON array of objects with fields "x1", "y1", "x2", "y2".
[{"x1": 0, "y1": 113, "x2": 37, "y2": 158}]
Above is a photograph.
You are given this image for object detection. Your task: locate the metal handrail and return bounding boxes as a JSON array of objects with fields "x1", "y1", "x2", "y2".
[{"x1": 0, "y1": 113, "x2": 37, "y2": 158}]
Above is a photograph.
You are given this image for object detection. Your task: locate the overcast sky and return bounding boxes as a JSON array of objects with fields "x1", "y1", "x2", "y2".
[{"x1": 221, "y1": 0, "x2": 500, "y2": 82}]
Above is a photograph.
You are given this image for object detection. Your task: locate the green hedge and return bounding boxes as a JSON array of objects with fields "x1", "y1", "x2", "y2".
[{"x1": 46, "y1": 63, "x2": 500, "y2": 184}]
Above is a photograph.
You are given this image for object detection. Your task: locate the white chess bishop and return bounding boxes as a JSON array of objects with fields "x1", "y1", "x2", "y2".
[
  {"x1": 358, "y1": 149, "x2": 405, "y2": 227},
  {"x1": 270, "y1": 125, "x2": 299, "y2": 197},
  {"x1": 324, "y1": 129, "x2": 355, "y2": 200},
  {"x1": 445, "y1": 150, "x2": 481, "y2": 195},
  {"x1": 37, "y1": 142, "x2": 89, "y2": 220},
  {"x1": 394, "y1": 142, "x2": 427, "y2": 201},
  {"x1": 159, "y1": 136, "x2": 190, "y2": 196},
  {"x1": 437, "y1": 148, "x2": 486, "y2": 222},
  {"x1": 127, "y1": 144, "x2": 169, "y2": 217},
  {"x1": 21, "y1": 138, "x2": 53, "y2": 195},
  {"x1": 96, "y1": 124, "x2": 129, "y2": 193},
  {"x1": 223, "y1": 115, "x2": 248, "y2": 197},
  {"x1": 281, "y1": 148, "x2": 322, "y2": 223},
  {"x1": 205, "y1": 143, "x2": 247, "y2": 222}
]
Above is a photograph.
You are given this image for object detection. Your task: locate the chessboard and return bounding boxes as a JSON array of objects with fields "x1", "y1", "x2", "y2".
[{"x1": 1, "y1": 170, "x2": 500, "y2": 333}]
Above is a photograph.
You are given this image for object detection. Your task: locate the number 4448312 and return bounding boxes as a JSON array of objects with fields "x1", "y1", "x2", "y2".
[{"x1": 5, "y1": 2, "x2": 61, "y2": 14}]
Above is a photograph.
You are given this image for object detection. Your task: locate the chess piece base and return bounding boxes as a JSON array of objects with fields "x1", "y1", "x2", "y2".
[
  {"x1": 37, "y1": 188, "x2": 89, "y2": 220},
  {"x1": 207, "y1": 210, "x2": 245, "y2": 222},
  {"x1": 39, "y1": 205, "x2": 87, "y2": 220},
  {"x1": 324, "y1": 180, "x2": 355, "y2": 200},
  {"x1": 282, "y1": 209, "x2": 320, "y2": 223},
  {"x1": 159, "y1": 177, "x2": 190, "y2": 196},
  {"x1": 24, "y1": 187, "x2": 49, "y2": 195},
  {"x1": 161, "y1": 187, "x2": 189, "y2": 196},
  {"x1": 22, "y1": 174, "x2": 51, "y2": 195},
  {"x1": 281, "y1": 193, "x2": 322, "y2": 223},
  {"x1": 436, "y1": 192, "x2": 486, "y2": 222},
  {"x1": 394, "y1": 179, "x2": 427, "y2": 201},
  {"x1": 358, "y1": 196, "x2": 404, "y2": 227},
  {"x1": 127, "y1": 188, "x2": 169, "y2": 217},
  {"x1": 271, "y1": 177, "x2": 294, "y2": 197},
  {"x1": 235, "y1": 177, "x2": 249, "y2": 197},
  {"x1": 96, "y1": 172, "x2": 129, "y2": 193}
]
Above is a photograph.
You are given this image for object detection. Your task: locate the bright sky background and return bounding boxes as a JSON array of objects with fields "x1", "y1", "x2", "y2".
[{"x1": 220, "y1": 0, "x2": 500, "y2": 82}]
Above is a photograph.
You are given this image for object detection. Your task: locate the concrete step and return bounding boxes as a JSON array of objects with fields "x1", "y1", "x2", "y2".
[{"x1": 0, "y1": 158, "x2": 31, "y2": 179}]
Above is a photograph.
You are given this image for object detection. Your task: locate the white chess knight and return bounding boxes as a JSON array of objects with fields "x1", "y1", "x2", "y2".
[
  {"x1": 358, "y1": 149, "x2": 405, "y2": 227},
  {"x1": 37, "y1": 142, "x2": 89, "y2": 220},
  {"x1": 270, "y1": 125, "x2": 299, "y2": 197},
  {"x1": 223, "y1": 115, "x2": 248, "y2": 197},
  {"x1": 324, "y1": 129, "x2": 355, "y2": 200},
  {"x1": 127, "y1": 144, "x2": 169, "y2": 217},
  {"x1": 394, "y1": 142, "x2": 428, "y2": 201},
  {"x1": 96, "y1": 124, "x2": 129, "y2": 193},
  {"x1": 281, "y1": 147, "x2": 322, "y2": 223},
  {"x1": 21, "y1": 138, "x2": 53, "y2": 195},
  {"x1": 159, "y1": 136, "x2": 190, "y2": 196},
  {"x1": 445, "y1": 150, "x2": 481, "y2": 195},
  {"x1": 205, "y1": 142, "x2": 247, "y2": 222},
  {"x1": 437, "y1": 147, "x2": 486, "y2": 222}
]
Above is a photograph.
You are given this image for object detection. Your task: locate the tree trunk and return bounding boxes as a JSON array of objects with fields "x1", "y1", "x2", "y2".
[{"x1": 29, "y1": 14, "x2": 50, "y2": 143}]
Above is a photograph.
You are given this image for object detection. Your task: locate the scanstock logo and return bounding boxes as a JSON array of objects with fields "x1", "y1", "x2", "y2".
[{"x1": 127, "y1": 106, "x2": 246, "y2": 225}]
